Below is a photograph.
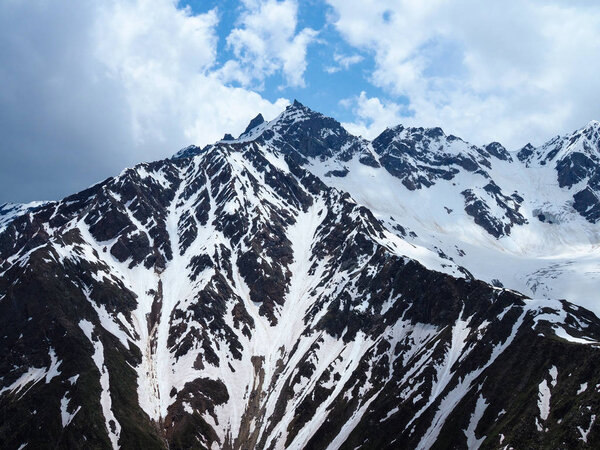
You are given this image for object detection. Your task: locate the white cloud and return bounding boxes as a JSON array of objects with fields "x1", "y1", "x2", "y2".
[
  {"x1": 224, "y1": 0, "x2": 318, "y2": 88},
  {"x1": 340, "y1": 92, "x2": 403, "y2": 139},
  {"x1": 0, "y1": 0, "x2": 289, "y2": 201},
  {"x1": 95, "y1": 0, "x2": 288, "y2": 147},
  {"x1": 327, "y1": 0, "x2": 600, "y2": 148},
  {"x1": 324, "y1": 52, "x2": 363, "y2": 74}
]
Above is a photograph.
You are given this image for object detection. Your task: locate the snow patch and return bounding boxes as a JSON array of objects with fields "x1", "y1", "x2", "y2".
[
  {"x1": 578, "y1": 414, "x2": 596, "y2": 443},
  {"x1": 538, "y1": 379, "x2": 551, "y2": 422},
  {"x1": 79, "y1": 320, "x2": 121, "y2": 449},
  {"x1": 60, "y1": 393, "x2": 81, "y2": 427},
  {"x1": 0, "y1": 347, "x2": 62, "y2": 398},
  {"x1": 464, "y1": 394, "x2": 488, "y2": 450}
]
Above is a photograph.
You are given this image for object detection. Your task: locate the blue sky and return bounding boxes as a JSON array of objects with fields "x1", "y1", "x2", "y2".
[
  {"x1": 1, "y1": 0, "x2": 600, "y2": 202},
  {"x1": 180, "y1": 0, "x2": 395, "y2": 125}
]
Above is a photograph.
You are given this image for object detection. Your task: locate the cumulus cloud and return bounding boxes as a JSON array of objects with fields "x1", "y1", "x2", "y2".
[
  {"x1": 0, "y1": 0, "x2": 287, "y2": 202},
  {"x1": 327, "y1": 0, "x2": 600, "y2": 148},
  {"x1": 94, "y1": 0, "x2": 288, "y2": 147},
  {"x1": 340, "y1": 92, "x2": 403, "y2": 139},
  {"x1": 223, "y1": 0, "x2": 318, "y2": 88},
  {"x1": 3, "y1": 0, "x2": 599, "y2": 202}
]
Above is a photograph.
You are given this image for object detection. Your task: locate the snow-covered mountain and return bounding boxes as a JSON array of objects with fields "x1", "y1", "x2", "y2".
[
  {"x1": 0, "y1": 201, "x2": 47, "y2": 233},
  {"x1": 1, "y1": 102, "x2": 600, "y2": 449},
  {"x1": 207, "y1": 102, "x2": 600, "y2": 315}
]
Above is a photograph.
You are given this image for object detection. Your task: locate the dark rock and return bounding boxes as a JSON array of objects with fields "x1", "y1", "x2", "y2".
[{"x1": 240, "y1": 114, "x2": 265, "y2": 137}]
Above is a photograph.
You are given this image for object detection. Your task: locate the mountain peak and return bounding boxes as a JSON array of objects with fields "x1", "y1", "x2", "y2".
[
  {"x1": 516, "y1": 143, "x2": 535, "y2": 162},
  {"x1": 516, "y1": 119, "x2": 600, "y2": 168},
  {"x1": 241, "y1": 113, "x2": 265, "y2": 137},
  {"x1": 376, "y1": 124, "x2": 452, "y2": 143},
  {"x1": 279, "y1": 99, "x2": 327, "y2": 122},
  {"x1": 280, "y1": 99, "x2": 318, "y2": 120},
  {"x1": 484, "y1": 141, "x2": 512, "y2": 161},
  {"x1": 5, "y1": 98, "x2": 600, "y2": 450},
  {"x1": 172, "y1": 144, "x2": 202, "y2": 159}
]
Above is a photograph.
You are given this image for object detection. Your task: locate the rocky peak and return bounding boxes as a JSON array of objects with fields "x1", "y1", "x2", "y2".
[
  {"x1": 256, "y1": 101, "x2": 355, "y2": 159},
  {"x1": 278, "y1": 99, "x2": 331, "y2": 125},
  {"x1": 240, "y1": 113, "x2": 265, "y2": 138},
  {"x1": 571, "y1": 120, "x2": 600, "y2": 154},
  {"x1": 4, "y1": 102, "x2": 600, "y2": 450},
  {"x1": 517, "y1": 143, "x2": 535, "y2": 162},
  {"x1": 519, "y1": 120, "x2": 600, "y2": 168},
  {"x1": 584, "y1": 119, "x2": 600, "y2": 133},
  {"x1": 371, "y1": 122, "x2": 492, "y2": 190},
  {"x1": 172, "y1": 144, "x2": 202, "y2": 159},
  {"x1": 372, "y1": 124, "x2": 447, "y2": 149},
  {"x1": 483, "y1": 141, "x2": 512, "y2": 162}
]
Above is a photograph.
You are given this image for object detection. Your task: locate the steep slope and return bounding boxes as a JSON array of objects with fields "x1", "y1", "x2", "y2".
[
  {"x1": 0, "y1": 201, "x2": 47, "y2": 232},
  {"x1": 210, "y1": 102, "x2": 600, "y2": 315},
  {"x1": 518, "y1": 120, "x2": 600, "y2": 222},
  {"x1": 1, "y1": 126, "x2": 600, "y2": 449}
]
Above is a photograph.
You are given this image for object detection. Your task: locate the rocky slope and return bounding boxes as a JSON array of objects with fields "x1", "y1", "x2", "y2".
[
  {"x1": 1, "y1": 102, "x2": 600, "y2": 449},
  {"x1": 227, "y1": 102, "x2": 600, "y2": 315}
]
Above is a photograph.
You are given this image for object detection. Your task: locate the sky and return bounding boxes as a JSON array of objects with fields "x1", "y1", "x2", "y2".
[{"x1": 1, "y1": 0, "x2": 600, "y2": 203}]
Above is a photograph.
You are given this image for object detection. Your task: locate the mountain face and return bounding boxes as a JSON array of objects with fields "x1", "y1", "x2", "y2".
[
  {"x1": 0, "y1": 201, "x2": 47, "y2": 233},
  {"x1": 248, "y1": 104, "x2": 600, "y2": 314},
  {"x1": 1, "y1": 103, "x2": 600, "y2": 450},
  {"x1": 518, "y1": 120, "x2": 600, "y2": 222}
]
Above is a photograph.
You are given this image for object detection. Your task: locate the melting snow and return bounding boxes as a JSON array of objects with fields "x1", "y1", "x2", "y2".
[
  {"x1": 554, "y1": 326, "x2": 598, "y2": 344},
  {"x1": 79, "y1": 320, "x2": 121, "y2": 449},
  {"x1": 578, "y1": 414, "x2": 596, "y2": 443},
  {"x1": 0, "y1": 347, "x2": 62, "y2": 398},
  {"x1": 549, "y1": 366, "x2": 558, "y2": 388},
  {"x1": 538, "y1": 379, "x2": 551, "y2": 422},
  {"x1": 60, "y1": 393, "x2": 81, "y2": 427},
  {"x1": 464, "y1": 394, "x2": 488, "y2": 449}
]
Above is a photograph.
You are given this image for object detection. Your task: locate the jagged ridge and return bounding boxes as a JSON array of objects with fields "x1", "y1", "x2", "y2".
[{"x1": 1, "y1": 103, "x2": 600, "y2": 449}]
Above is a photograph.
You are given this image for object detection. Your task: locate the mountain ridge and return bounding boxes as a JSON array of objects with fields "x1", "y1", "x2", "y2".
[
  {"x1": 1, "y1": 102, "x2": 600, "y2": 449},
  {"x1": 191, "y1": 102, "x2": 600, "y2": 308}
]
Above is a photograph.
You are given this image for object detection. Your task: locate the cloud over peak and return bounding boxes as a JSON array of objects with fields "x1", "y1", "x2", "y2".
[
  {"x1": 328, "y1": 0, "x2": 600, "y2": 148},
  {"x1": 1, "y1": 0, "x2": 599, "y2": 202}
]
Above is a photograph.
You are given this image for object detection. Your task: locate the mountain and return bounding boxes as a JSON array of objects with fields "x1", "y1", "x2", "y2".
[
  {"x1": 518, "y1": 120, "x2": 600, "y2": 222},
  {"x1": 1, "y1": 102, "x2": 600, "y2": 449},
  {"x1": 0, "y1": 201, "x2": 47, "y2": 232},
  {"x1": 217, "y1": 102, "x2": 600, "y2": 314}
]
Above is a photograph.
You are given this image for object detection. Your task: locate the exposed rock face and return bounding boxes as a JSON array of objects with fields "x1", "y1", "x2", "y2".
[
  {"x1": 241, "y1": 113, "x2": 265, "y2": 137},
  {"x1": 1, "y1": 103, "x2": 600, "y2": 449},
  {"x1": 519, "y1": 120, "x2": 600, "y2": 223}
]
